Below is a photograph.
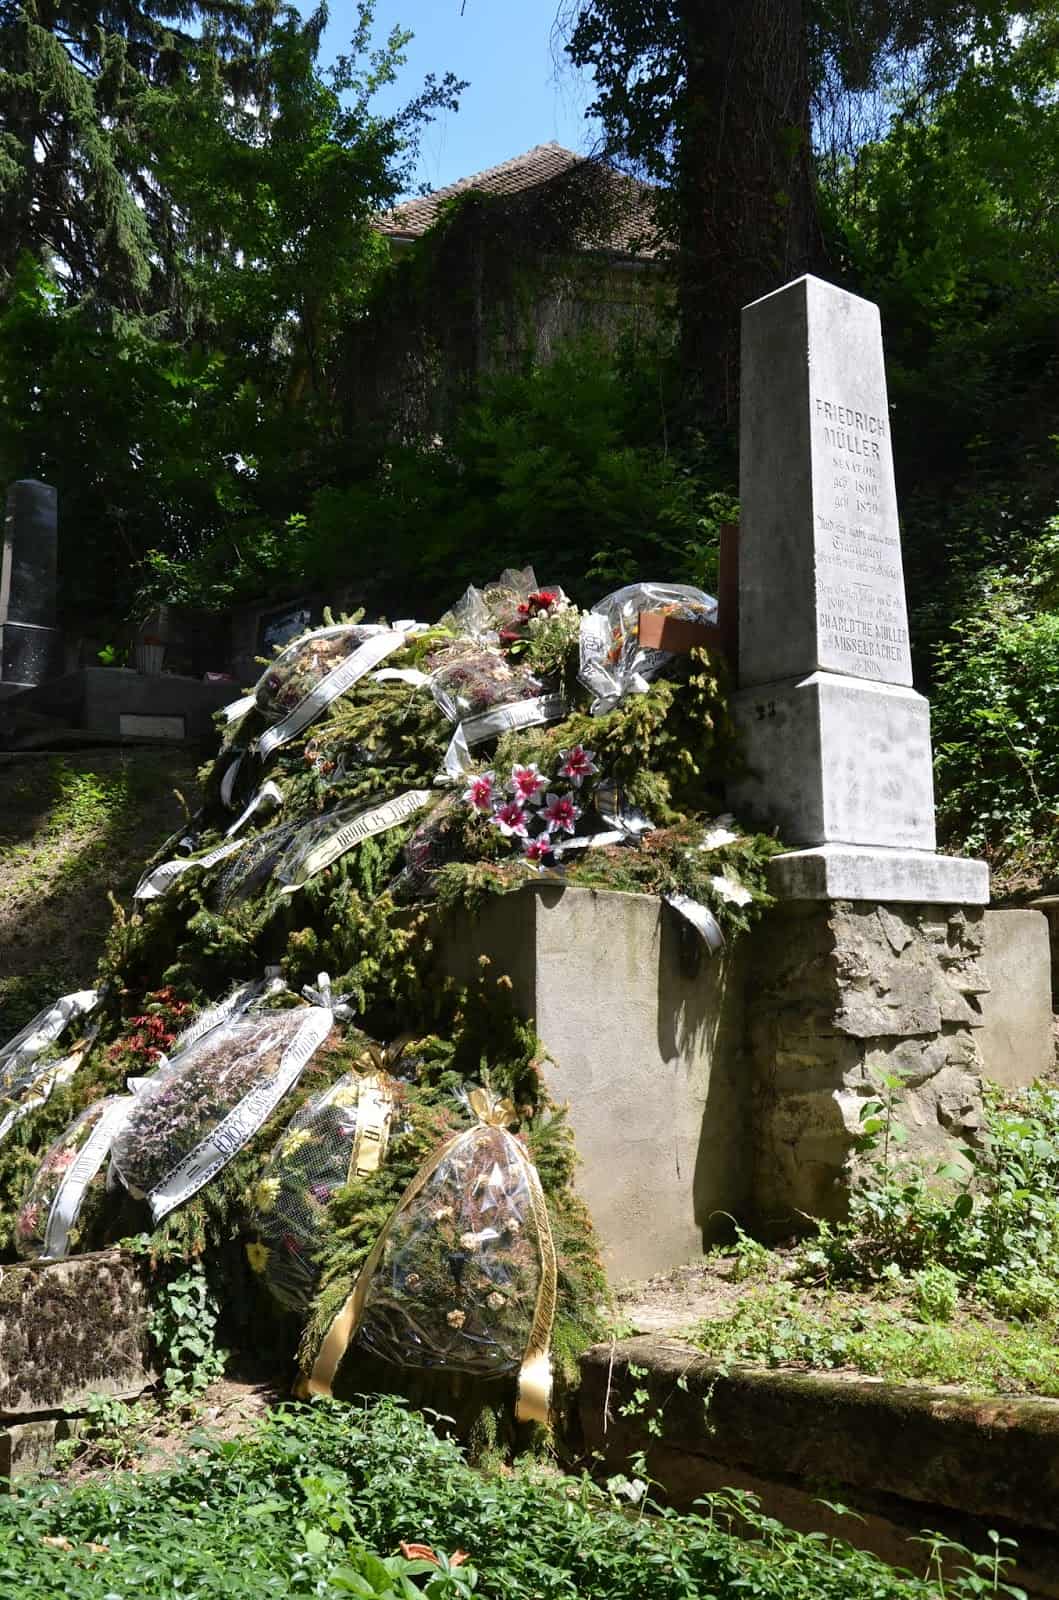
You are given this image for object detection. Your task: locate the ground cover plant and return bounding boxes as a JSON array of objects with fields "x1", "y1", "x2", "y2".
[
  {"x1": 0, "y1": 1396, "x2": 1031, "y2": 1599},
  {"x1": 670, "y1": 1074, "x2": 1059, "y2": 1396}
]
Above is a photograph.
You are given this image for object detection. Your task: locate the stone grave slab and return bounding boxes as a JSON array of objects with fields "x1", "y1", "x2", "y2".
[
  {"x1": 5, "y1": 667, "x2": 241, "y2": 745},
  {"x1": 0, "y1": 1250, "x2": 154, "y2": 1420}
]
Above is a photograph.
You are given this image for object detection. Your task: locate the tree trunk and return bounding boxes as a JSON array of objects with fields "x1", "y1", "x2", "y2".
[{"x1": 677, "y1": 0, "x2": 822, "y2": 422}]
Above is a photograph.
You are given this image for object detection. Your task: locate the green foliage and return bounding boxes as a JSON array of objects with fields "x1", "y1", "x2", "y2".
[
  {"x1": 0, "y1": 7, "x2": 461, "y2": 628},
  {"x1": 693, "y1": 1279, "x2": 1059, "y2": 1396},
  {"x1": 799, "y1": 1079, "x2": 1059, "y2": 1325},
  {"x1": 930, "y1": 570, "x2": 1059, "y2": 882},
  {"x1": 150, "y1": 335, "x2": 736, "y2": 619},
  {"x1": 0, "y1": 1396, "x2": 1030, "y2": 1598},
  {"x1": 147, "y1": 1262, "x2": 228, "y2": 1399}
]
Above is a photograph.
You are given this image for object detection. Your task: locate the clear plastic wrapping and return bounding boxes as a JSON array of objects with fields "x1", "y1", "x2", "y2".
[
  {"x1": 252, "y1": 1071, "x2": 395, "y2": 1311},
  {"x1": 255, "y1": 624, "x2": 388, "y2": 723},
  {"x1": 111, "y1": 1005, "x2": 334, "y2": 1221},
  {"x1": 14, "y1": 1096, "x2": 131, "y2": 1260},
  {"x1": 398, "y1": 793, "x2": 466, "y2": 899},
  {"x1": 579, "y1": 581, "x2": 717, "y2": 711},
  {"x1": 355, "y1": 1119, "x2": 547, "y2": 1379},
  {"x1": 428, "y1": 642, "x2": 543, "y2": 725},
  {"x1": 211, "y1": 817, "x2": 304, "y2": 909}
]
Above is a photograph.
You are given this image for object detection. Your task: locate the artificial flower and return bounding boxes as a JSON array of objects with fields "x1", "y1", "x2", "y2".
[
  {"x1": 462, "y1": 771, "x2": 496, "y2": 814},
  {"x1": 540, "y1": 792, "x2": 580, "y2": 836},
  {"x1": 559, "y1": 745, "x2": 597, "y2": 786},
  {"x1": 710, "y1": 873, "x2": 753, "y2": 907},
  {"x1": 523, "y1": 838, "x2": 551, "y2": 865},
  {"x1": 493, "y1": 800, "x2": 529, "y2": 839},
  {"x1": 446, "y1": 1309, "x2": 466, "y2": 1329},
  {"x1": 281, "y1": 1128, "x2": 312, "y2": 1159},
  {"x1": 245, "y1": 1241, "x2": 270, "y2": 1274},
  {"x1": 510, "y1": 763, "x2": 546, "y2": 805},
  {"x1": 251, "y1": 1177, "x2": 281, "y2": 1213}
]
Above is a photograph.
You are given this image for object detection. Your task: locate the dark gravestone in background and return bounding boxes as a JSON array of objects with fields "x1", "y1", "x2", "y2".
[{"x1": 1, "y1": 481, "x2": 64, "y2": 696}]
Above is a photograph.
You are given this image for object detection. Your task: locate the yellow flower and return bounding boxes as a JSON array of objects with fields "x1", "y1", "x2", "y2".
[
  {"x1": 446, "y1": 1309, "x2": 466, "y2": 1330},
  {"x1": 246, "y1": 1241, "x2": 270, "y2": 1274},
  {"x1": 281, "y1": 1129, "x2": 312, "y2": 1159},
  {"x1": 251, "y1": 1177, "x2": 281, "y2": 1214},
  {"x1": 331, "y1": 1086, "x2": 358, "y2": 1108}
]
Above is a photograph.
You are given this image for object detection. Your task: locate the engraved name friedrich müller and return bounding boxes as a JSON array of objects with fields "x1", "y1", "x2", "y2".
[{"x1": 814, "y1": 394, "x2": 887, "y2": 460}]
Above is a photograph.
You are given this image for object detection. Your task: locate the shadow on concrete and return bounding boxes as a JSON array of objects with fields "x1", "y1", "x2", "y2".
[{"x1": 657, "y1": 905, "x2": 752, "y2": 1250}]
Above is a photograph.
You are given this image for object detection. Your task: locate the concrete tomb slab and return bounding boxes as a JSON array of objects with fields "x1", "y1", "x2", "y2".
[{"x1": 976, "y1": 909, "x2": 1054, "y2": 1087}]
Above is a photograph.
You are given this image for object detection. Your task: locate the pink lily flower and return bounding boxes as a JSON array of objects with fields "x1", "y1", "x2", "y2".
[
  {"x1": 523, "y1": 837, "x2": 552, "y2": 864},
  {"x1": 540, "y1": 792, "x2": 580, "y2": 836},
  {"x1": 559, "y1": 745, "x2": 597, "y2": 787},
  {"x1": 510, "y1": 763, "x2": 546, "y2": 805},
  {"x1": 462, "y1": 771, "x2": 496, "y2": 814},
  {"x1": 493, "y1": 800, "x2": 529, "y2": 839}
]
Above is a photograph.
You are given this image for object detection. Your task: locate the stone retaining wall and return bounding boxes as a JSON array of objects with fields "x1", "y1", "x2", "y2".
[
  {"x1": 581, "y1": 1336, "x2": 1059, "y2": 1597},
  {"x1": 749, "y1": 902, "x2": 990, "y2": 1226}
]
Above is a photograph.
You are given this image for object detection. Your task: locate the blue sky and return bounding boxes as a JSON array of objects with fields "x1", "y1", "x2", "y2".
[{"x1": 314, "y1": 1, "x2": 601, "y2": 196}]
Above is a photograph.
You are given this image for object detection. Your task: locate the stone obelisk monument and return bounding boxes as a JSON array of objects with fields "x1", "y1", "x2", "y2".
[{"x1": 729, "y1": 275, "x2": 987, "y2": 905}]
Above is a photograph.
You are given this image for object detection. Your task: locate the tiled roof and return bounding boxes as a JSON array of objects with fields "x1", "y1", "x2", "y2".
[{"x1": 378, "y1": 142, "x2": 663, "y2": 258}]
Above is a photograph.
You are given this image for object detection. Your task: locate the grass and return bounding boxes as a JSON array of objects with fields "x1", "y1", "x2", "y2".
[
  {"x1": 0, "y1": 751, "x2": 199, "y2": 1036},
  {"x1": 687, "y1": 1275, "x2": 1059, "y2": 1396},
  {"x1": 0, "y1": 1397, "x2": 1029, "y2": 1599}
]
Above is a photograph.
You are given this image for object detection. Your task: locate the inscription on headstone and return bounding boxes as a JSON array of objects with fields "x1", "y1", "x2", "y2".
[{"x1": 739, "y1": 278, "x2": 913, "y2": 689}]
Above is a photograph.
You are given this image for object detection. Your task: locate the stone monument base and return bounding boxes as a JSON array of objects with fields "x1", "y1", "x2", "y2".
[
  {"x1": 4, "y1": 667, "x2": 242, "y2": 744},
  {"x1": 0, "y1": 620, "x2": 64, "y2": 694},
  {"x1": 769, "y1": 844, "x2": 989, "y2": 905},
  {"x1": 730, "y1": 672, "x2": 936, "y2": 851}
]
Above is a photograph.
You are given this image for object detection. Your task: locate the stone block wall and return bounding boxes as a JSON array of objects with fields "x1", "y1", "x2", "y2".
[{"x1": 749, "y1": 902, "x2": 991, "y2": 1227}]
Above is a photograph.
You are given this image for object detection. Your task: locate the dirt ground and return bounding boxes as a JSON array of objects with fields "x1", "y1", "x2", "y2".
[{"x1": 0, "y1": 749, "x2": 200, "y2": 1035}]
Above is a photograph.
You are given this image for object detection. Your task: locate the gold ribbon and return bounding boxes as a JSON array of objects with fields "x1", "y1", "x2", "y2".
[
  {"x1": 350, "y1": 1074, "x2": 393, "y2": 1181},
  {"x1": 300, "y1": 1089, "x2": 557, "y2": 1422}
]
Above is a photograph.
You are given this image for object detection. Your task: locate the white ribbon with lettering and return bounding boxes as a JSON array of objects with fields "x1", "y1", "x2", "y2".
[
  {"x1": 147, "y1": 1006, "x2": 335, "y2": 1221},
  {"x1": 166, "y1": 979, "x2": 265, "y2": 1064},
  {"x1": 0, "y1": 990, "x2": 100, "y2": 1084},
  {"x1": 42, "y1": 1097, "x2": 134, "y2": 1259},
  {"x1": 279, "y1": 789, "x2": 433, "y2": 891},
  {"x1": 440, "y1": 694, "x2": 567, "y2": 783},
  {"x1": 257, "y1": 630, "x2": 406, "y2": 760},
  {"x1": 133, "y1": 836, "x2": 247, "y2": 902}
]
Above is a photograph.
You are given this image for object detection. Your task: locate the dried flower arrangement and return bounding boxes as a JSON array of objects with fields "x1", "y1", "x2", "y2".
[
  {"x1": 111, "y1": 1007, "x2": 333, "y2": 1215},
  {"x1": 256, "y1": 624, "x2": 388, "y2": 722},
  {"x1": 14, "y1": 1096, "x2": 130, "y2": 1260}
]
